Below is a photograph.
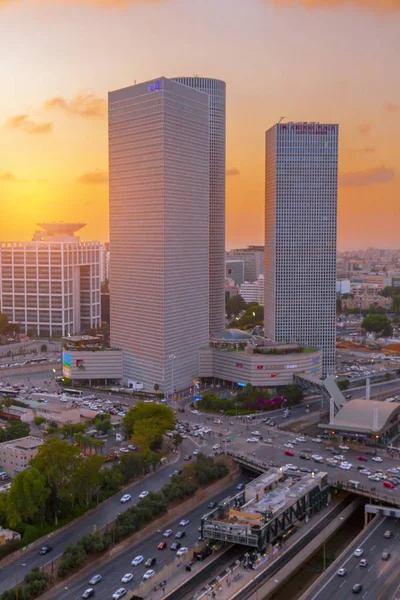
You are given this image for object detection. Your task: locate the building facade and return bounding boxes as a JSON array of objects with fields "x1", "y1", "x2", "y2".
[
  {"x1": 264, "y1": 122, "x2": 338, "y2": 377},
  {"x1": 172, "y1": 77, "x2": 226, "y2": 337},
  {"x1": 227, "y1": 246, "x2": 264, "y2": 282},
  {"x1": 109, "y1": 77, "x2": 210, "y2": 393},
  {"x1": 0, "y1": 223, "x2": 101, "y2": 337},
  {"x1": 0, "y1": 436, "x2": 43, "y2": 477},
  {"x1": 226, "y1": 260, "x2": 244, "y2": 286},
  {"x1": 240, "y1": 275, "x2": 265, "y2": 306}
]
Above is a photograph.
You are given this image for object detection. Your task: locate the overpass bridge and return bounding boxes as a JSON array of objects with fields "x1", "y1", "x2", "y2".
[{"x1": 295, "y1": 374, "x2": 347, "y2": 411}]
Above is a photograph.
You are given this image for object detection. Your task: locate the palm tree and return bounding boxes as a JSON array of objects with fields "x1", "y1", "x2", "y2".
[{"x1": 3, "y1": 397, "x2": 12, "y2": 414}]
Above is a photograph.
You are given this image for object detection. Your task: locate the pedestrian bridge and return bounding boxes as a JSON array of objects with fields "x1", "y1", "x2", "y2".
[{"x1": 294, "y1": 374, "x2": 347, "y2": 411}]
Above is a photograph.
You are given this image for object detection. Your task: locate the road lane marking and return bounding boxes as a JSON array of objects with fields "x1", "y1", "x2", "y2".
[
  {"x1": 368, "y1": 565, "x2": 374, "y2": 572},
  {"x1": 370, "y1": 545, "x2": 375, "y2": 551},
  {"x1": 339, "y1": 580, "x2": 347, "y2": 588}
]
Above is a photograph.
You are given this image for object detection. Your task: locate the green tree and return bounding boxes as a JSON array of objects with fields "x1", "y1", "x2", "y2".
[
  {"x1": 153, "y1": 383, "x2": 160, "y2": 392},
  {"x1": 338, "y1": 379, "x2": 350, "y2": 391},
  {"x1": 123, "y1": 402, "x2": 175, "y2": 450},
  {"x1": 6, "y1": 467, "x2": 50, "y2": 528},
  {"x1": 226, "y1": 295, "x2": 247, "y2": 318},
  {"x1": 60, "y1": 422, "x2": 87, "y2": 439},
  {"x1": 392, "y1": 294, "x2": 400, "y2": 314},
  {"x1": 172, "y1": 432, "x2": 183, "y2": 449},
  {"x1": 362, "y1": 314, "x2": 392, "y2": 336},
  {"x1": 282, "y1": 384, "x2": 304, "y2": 405},
  {"x1": 72, "y1": 454, "x2": 104, "y2": 508},
  {"x1": 34, "y1": 417, "x2": 46, "y2": 427},
  {"x1": 7, "y1": 420, "x2": 30, "y2": 440}
]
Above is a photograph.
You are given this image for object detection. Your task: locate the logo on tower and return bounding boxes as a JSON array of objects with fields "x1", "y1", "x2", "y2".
[{"x1": 148, "y1": 80, "x2": 161, "y2": 92}]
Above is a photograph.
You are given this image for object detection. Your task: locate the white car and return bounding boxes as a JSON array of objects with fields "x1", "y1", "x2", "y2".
[
  {"x1": 112, "y1": 589, "x2": 127, "y2": 600},
  {"x1": 354, "y1": 548, "x2": 363, "y2": 557},
  {"x1": 131, "y1": 555, "x2": 144, "y2": 566},
  {"x1": 340, "y1": 462, "x2": 352, "y2": 470},
  {"x1": 193, "y1": 449, "x2": 200, "y2": 455},
  {"x1": 312, "y1": 438, "x2": 323, "y2": 443},
  {"x1": 120, "y1": 494, "x2": 131, "y2": 503},
  {"x1": 247, "y1": 438, "x2": 259, "y2": 443},
  {"x1": 372, "y1": 456, "x2": 383, "y2": 463},
  {"x1": 212, "y1": 444, "x2": 221, "y2": 450},
  {"x1": 284, "y1": 464, "x2": 297, "y2": 470},
  {"x1": 339, "y1": 445, "x2": 349, "y2": 451},
  {"x1": 284, "y1": 443, "x2": 294, "y2": 449},
  {"x1": 139, "y1": 491, "x2": 149, "y2": 499},
  {"x1": 368, "y1": 475, "x2": 381, "y2": 482},
  {"x1": 163, "y1": 529, "x2": 173, "y2": 537},
  {"x1": 337, "y1": 568, "x2": 347, "y2": 577},
  {"x1": 251, "y1": 431, "x2": 261, "y2": 437},
  {"x1": 296, "y1": 437, "x2": 307, "y2": 443},
  {"x1": 143, "y1": 569, "x2": 156, "y2": 580},
  {"x1": 312, "y1": 455, "x2": 324, "y2": 463},
  {"x1": 359, "y1": 469, "x2": 372, "y2": 476},
  {"x1": 121, "y1": 574, "x2": 133, "y2": 583},
  {"x1": 176, "y1": 546, "x2": 188, "y2": 557},
  {"x1": 334, "y1": 455, "x2": 345, "y2": 461},
  {"x1": 179, "y1": 519, "x2": 190, "y2": 527},
  {"x1": 359, "y1": 559, "x2": 368, "y2": 567},
  {"x1": 120, "y1": 448, "x2": 129, "y2": 454}
]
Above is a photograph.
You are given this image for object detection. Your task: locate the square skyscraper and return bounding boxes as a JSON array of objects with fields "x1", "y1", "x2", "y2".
[
  {"x1": 264, "y1": 122, "x2": 338, "y2": 377},
  {"x1": 109, "y1": 77, "x2": 210, "y2": 393}
]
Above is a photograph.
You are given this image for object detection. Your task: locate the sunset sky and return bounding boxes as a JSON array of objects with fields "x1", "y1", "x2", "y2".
[{"x1": 1, "y1": 0, "x2": 399, "y2": 250}]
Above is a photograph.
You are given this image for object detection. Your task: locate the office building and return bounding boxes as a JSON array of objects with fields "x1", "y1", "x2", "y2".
[
  {"x1": 0, "y1": 223, "x2": 101, "y2": 337},
  {"x1": 0, "y1": 436, "x2": 43, "y2": 477},
  {"x1": 240, "y1": 274, "x2": 264, "y2": 306},
  {"x1": 264, "y1": 122, "x2": 338, "y2": 376},
  {"x1": 109, "y1": 77, "x2": 210, "y2": 393},
  {"x1": 172, "y1": 77, "x2": 226, "y2": 337},
  {"x1": 227, "y1": 246, "x2": 264, "y2": 282},
  {"x1": 226, "y1": 260, "x2": 244, "y2": 286}
]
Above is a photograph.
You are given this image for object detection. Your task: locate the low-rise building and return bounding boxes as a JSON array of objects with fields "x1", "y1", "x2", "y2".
[
  {"x1": 0, "y1": 528, "x2": 21, "y2": 544},
  {"x1": 0, "y1": 436, "x2": 43, "y2": 477},
  {"x1": 62, "y1": 335, "x2": 122, "y2": 385}
]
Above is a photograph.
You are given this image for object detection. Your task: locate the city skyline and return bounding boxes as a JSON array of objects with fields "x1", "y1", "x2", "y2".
[{"x1": 1, "y1": 0, "x2": 400, "y2": 250}]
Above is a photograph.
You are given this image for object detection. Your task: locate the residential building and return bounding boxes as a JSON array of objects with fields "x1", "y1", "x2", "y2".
[
  {"x1": 264, "y1": 122, "x2": 338, "y2": 377},
  {"x1": 0, "y1": 223, "x2": 101, "y2": 337},
  {"x1": 0, "y1": 436, "x2": 43, "y2": 477},
  {"x1": 226, "y1": 260, "x2": 244, "y2": 286},
  {"x1": 109, "y1": 77, "x2": 210, "y2": 393},
  {"x1": 172, "y1": 77, "x2": 226, "y2": 337},
  {"x1": 227, "y1": 246, "x2": 264, "y2": 282},
  {"x1": 240, "y1": 274, "x2": 265, "y2": 306},
  {"x1": 225, "y1": 278, "x2": 239, "y2": 303}
]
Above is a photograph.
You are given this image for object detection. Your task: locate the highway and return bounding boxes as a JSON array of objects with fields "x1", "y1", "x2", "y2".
[
  {"x1": 45, "y1": 481, "x2": 245, "y2": 600},
  {"x1": 0, "y1": 439, "x2": 197, "y2": 594},
  {"x1": 304, "y1": 516, "x2": 400, "y2": 600}
]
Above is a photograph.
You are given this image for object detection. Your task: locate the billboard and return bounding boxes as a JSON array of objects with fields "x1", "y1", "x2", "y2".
[{"x1": 63, "y1": 352, "x2": 71, "y2": 378}]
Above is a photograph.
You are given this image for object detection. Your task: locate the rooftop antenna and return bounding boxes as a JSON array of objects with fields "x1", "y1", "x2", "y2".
[{"x1": 278, "y1": 116, "x2": 286, "y2": 124}]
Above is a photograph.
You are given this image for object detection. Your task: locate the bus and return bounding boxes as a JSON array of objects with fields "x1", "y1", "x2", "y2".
[
  {"x1": 0, "y1": 388, "x2": 19, "y2": 398},
  {"x1": 62, "y1": 388, "x2": 84, "y2": 398}
]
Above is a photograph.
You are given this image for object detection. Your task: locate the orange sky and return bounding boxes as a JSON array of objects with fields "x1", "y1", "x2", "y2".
[{"x1": 0, "y1": 0, "x2": 399, "y2": 250}]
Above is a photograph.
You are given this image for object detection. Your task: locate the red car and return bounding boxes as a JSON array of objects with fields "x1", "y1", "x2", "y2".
[
  {"x1": 357, "y1": 456, "x2": 368, "y2": 462},
  {"x1": 383, "y1": 481, "x2": 395, "y2": 489},
  {"x1": 284, "y1": 450, "x2": 294, "y2": 457},
  {"x1": 157, "y1": 541, "x2": 167, "y2": 550}
]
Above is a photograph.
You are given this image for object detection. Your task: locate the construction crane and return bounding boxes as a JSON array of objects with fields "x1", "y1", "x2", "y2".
[{"x1": 278, "y1": 116, "x2": 286, "y2": 124}]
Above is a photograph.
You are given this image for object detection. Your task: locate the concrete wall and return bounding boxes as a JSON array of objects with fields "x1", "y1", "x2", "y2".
[
  {"x1": 62, "y1": 349, "x2": 122, "y2": 381},
  {"x1": 199, "y1": 347, "x2": 323, "y2": 386}
]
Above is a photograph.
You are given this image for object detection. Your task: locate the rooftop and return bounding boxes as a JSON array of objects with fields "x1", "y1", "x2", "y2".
[
  {"x1": 37, "y1": 222, "x2": 86, "y2": 236},
  {"x1": 330, "y1": 399, "x2": 400, "y2": 433},
  {"x1": 0, "y1": 436, "x2": 43, "y2": 450}
]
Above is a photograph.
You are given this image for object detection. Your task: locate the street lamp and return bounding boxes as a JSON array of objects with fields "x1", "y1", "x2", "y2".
[
  {"x1": 64, "y1": 587, "x2": 72, "y2": 600},
  {"x1": 168, "y1": 354, "x2": 176, "y2": 401}
]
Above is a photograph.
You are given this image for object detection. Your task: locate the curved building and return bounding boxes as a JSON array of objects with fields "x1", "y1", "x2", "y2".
[{"x1": 172, "y1": 77, "x2": 226, "y2": 337}]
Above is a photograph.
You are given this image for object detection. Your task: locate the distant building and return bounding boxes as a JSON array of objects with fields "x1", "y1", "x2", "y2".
[
  {"x1": 0, "y1": 223, "x2": 101, "y2": 337},
  {"x1": 0, "y1": 436, "x2": 43, "y2": 477},
  {"x1": 227, "y1": 246, "x2": 264, "y2": 282},
  {"x1": 101, "y1": 293, "x2": 110, "y2": 324},
  {"x1": 264, "y1": 122, "x2": 338, "y2": 377},
  {"x1": 0, "y1": 529, "x2": 21, "y2": 544},
  {"x1": 240, "y1": 275, "x2": 264, "y2": 306},
  {"x1": 336, "y1": 280, "x2": 351, "y2": 295},
  {"x1": 226, "y1": 260, "x2": 244, "y2": 285},
  {"x1": 62, "y1": 334, "x2": 122, "y2": 385},
  {"x1": 99, "y1": 245, "x2": 110, "y2": 283},
  {"x1": 225, "y1": 278, "x2": 240, "y2": 303}
]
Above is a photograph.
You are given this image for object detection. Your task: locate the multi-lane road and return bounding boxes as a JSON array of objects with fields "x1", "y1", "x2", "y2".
[{"x1": 305, "y1": 516, "x2": 400, "y2": 600}]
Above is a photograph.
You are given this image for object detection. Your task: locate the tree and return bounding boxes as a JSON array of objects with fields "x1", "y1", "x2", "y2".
[
  {"x1": 282, "y1": 384, "x2": 304, "y2": 406},
  {"x1": 72, "y1": 454, "x2": 104, "y2": 508},
  {"x1": 226, "y1": 295, "x2": 247, "y2": 318},
  {"x1": 34, "y1": 417, "x2": 46, "y2": 427},
  {"x1": 392, "y1": 295, "x2": 400, "y2": 314},
  {"x1": 362, "y1": 314, "x2": 392, "y2": 336},
  {"x1": 7, "y1": 420, "x2": 30, "y2": 440},
  {"x1": 6, "y1": 467, "x2": 50, "y2": 528},
  {"x1": 3, "y1": 397, "x2": 12, "y2": 414},
  {"x1": 172, "y1": 433, "x2": 183, "y2": 449},
  {"x1": 0, "y1": 312, "x2": 9, "y2": 335},
  {"x1": 123, "y1": 402, "x2": 175, "y2": 449},
  {"x1": 154, "y1": 383, "x2": 160, "y2": 392},
  {"x1": 338, "y1": 379, "x2": 349, "y2": 391},
  {"x1": 40, "y1": 344, "x2": 47, "y2": 353}
]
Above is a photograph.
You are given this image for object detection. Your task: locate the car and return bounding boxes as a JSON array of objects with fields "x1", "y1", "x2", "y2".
[
  {"x1": 89, "y1": 575, "x2": 102, "y2": 586},
  {"x1": 179, "y1": 519, "x2": 190, "y2": 527},
  {"x1": 176, "y1": 546, "x2": 188, "y2": 557},
  {"x1": 334, "y1": 455, "x2": 345, "y2": 461},
  {"x1": 247, "y1": 438, "x2": 259, "y2": 443},
  {"x1": 82, "y1": 589, "x2": 95, "y2": 599},
  {"x1": 359, "y1": 469, "x2": 371, "y2": 475},
  {"x1": 131, "y1": 555, "x2": 144, "y2": 566},
  {"x1": 368, "y1": 475, "x2": 381, "y2": 482},
  {"x1": 170, "y1": 542, "x2": 181, "y2": 551},
  {"x1": 337, "y1": 568, "x2": 347, "y2": 577},
  {"x1": 372, "y1": 456, "x2": 383, "y2": 462},
  {"x1": 296, "y1": 437, "x2": 307, "y2": 443},
  {"x1": 300, "y1": 453, "x2": 311, "y2": 460},
  {"x1": 163, "y1": 529, "x2": 173, "y2": 537},
  {"x1": 312, "y1": 438, "x2": 323, "y2": 443},
  {"x1": 354, "y1": 548, "x2": 363, "y2": 557},
  {"x1": 352, "y1": 584, "x2": 362, "y2": 594},
  {"x1": 193, "y1": 449, "x2": 200, "y2": 455},
  {"x1": 119, "y1": 448, "x2": 129, "y2": 454},
  {"x1": 208, "y1": 502, "x2": 217, "y2": 509},
  {"x1": 285, "y1": 464, "x2": 297, "y2": 470},
  {"x1": 143, "y1": 569, "x2": 156, "y2": 580},
  {"x1": 112, "y1": 589, "x2": 127, "y2": 600},
  {"x1": 381, "y1": 550, "x2": 390, "y2": 560},
  {"x1": 284, "y1": 449, "x2": 294, "y2": 457},
  {"x1": 284, "y1": 443, "x2": 294, "y2": 449},
  {"x1": 120, "y1": 494, "x2": 131, "y2": 503},
  {"x1": 237, "y1": 483, "x2": 245, "y2": 490},
  {"x1": 359, "y1": 559, "x2": 368, "y2": 567},
  {"x1": 139, "y1": 491, "x2": 149, "y2": 499},
  {"x1": 157, "y1": 541, "x2": 167, "y2": 550},
  {"x1": 251, "y1": 431, "x2": 261, "y2": 436},
  {"x1": 312, "y1": 455, "x2": 324, "y2": 463},
  {"x1": 145, "y1": 557, "x2": 156, "y2": 567},
  {"x1": 357, "y1": 456, "x2": 368, "y2": 462},
  {"x1": 121, "y1": 574, "x2": 133, "y2": 583},
  {"x1": 175, "y1": 531, "x2": 186, "y2": 539},
  {"x1": 383, "y1": 481, "x2": 395, "y2": 489},
  {"x1": 183, "y1": 455, "x2": 191, "y2": 461},
  {"x1": 39, "y1": 545, "x2": 52, "y2": 555},
  {"x1": 212, "y1": 444, "x2": 221, "y2": 450},
  {"x1": 299, "y1": 467, "x2": 312, "y2": 473},
  {"x1": 127, "y1": 444, "x2": 136, "y2": 451},
  {"x1": 340, "y1": 462, "x2": 352, "y2": 470},
  {"x1": 339, "y1": 445, "x2": 349, "y2": 451}
]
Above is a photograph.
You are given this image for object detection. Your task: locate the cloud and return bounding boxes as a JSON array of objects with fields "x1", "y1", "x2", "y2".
[
  {"x1": 226, "y1": 167, "x2": 240, "y2": 177},
  {"x1": 44, "y1": 93, "x2": 106, "y2": 117},
  {"x1": 384, "y1": 102, "x2": 399, "y2": 114},
  {"x1": 340, "y1": 166, "x2": 395, "y2": 187},
  {"x1": 77, "y1": 170, "x2": 109, "y2": 184},
  {"x1": 267, "y1": 0, "x2": 400, "y2": 13},
  {"x1": 1, "y1": 0, "x2": 167, "y2": 6},
  {"x1": 6, "y1": 114, "x2": 53, "y2": 134},
  {"x1": 357, "y1": 122, "x2": 372, "y2": 135},
  {"x1": 0, "y1": 172, "x2": 17, "y2": 182}
]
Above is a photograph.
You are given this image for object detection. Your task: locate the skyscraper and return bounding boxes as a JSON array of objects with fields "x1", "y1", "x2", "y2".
[
  {"x1": 264, "y1": 122, "x2": 338, "y2": 377},
  {"x1": 172, "y1": 77, "x2": 226, "y2": 337},
  {"x1": 109, "y1": 77, "x2": 210, "y2": 393}
]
